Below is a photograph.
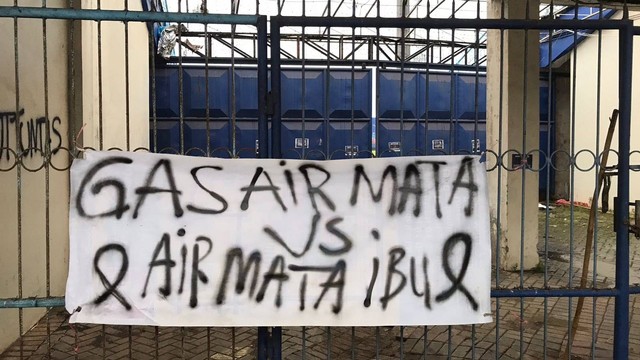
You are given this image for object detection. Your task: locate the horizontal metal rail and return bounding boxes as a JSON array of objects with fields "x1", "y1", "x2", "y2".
[
  {"x1": 491, "y1": 288, "x2": 620, "y2": 298},
  {"x1": 274, "y1": 16, "x2": 630, "y2": 30},
  {"x1": 155, "y1": 59, "x2": 568, "y2": 78},
  {"x1": 0, "y1": 9, "x2": 626, "y2": 30},
  {"x1": 156, "y1": 57, "x2": 489, "y2": 72},
  {"x1": 182, "y1": 30, "x2": 486, "y2": 48},
  {"x1": 0, "y1": 297, "x2": 65, "y2": 308},
  {"x1": 2, "y1": 286, "x2": 640, "y2": 309},
  {"x1": 0, "y1": 6, "x2": 260, "y2": 24}
]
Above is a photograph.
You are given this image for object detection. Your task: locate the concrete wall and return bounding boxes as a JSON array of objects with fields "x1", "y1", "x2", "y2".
[
  {"x1": 0, "y1": 0, "x2": 70, "y2": 352},
  {"x1": 0, "y1": 0, "x2": 148, "y2": 353},
  {"x1": 487, "y1": 0, "x2": 541, "y2": 270},
  {"x1": 79, "y1": 0, "x2": 150, "y2": 150},
  {"x1": 553, "y1": 64, "x2": 571, "y2": 201},
  {"x1": 570, "y1": 11, "x2": 640, "y2": 208}
]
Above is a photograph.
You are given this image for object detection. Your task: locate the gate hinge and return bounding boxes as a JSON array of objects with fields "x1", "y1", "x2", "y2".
[
  {"x1": 614, "y1": 197, "x2": 640, "y2": 239},
  {"x1": 625, "y1": 221, "x2": 640, "y2": 239}
]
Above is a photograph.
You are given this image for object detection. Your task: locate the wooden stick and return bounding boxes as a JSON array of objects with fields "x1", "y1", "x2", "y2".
[{"x1": 563, "y1": 109, "x2": 618, "y2": 359}]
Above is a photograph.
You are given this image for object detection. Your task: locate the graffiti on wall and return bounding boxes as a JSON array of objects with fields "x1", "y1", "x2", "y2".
[{"x1": 0, "y1": 109, "x2": 63, "y2": 160}]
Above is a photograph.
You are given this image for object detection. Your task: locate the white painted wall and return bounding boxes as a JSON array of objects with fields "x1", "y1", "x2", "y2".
[
  {"x1": 79, "y1": 0, "x2": 150, "y2": 151},
  {"x1": 487, "y1": 0, "x2": 541, "y2": 271},
  {"x1": 570, "y1": 11, "x2": 640, "y2": 208}
]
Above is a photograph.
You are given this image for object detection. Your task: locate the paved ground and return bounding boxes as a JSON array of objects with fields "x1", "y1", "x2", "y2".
[{"x1": 3, "y1": 205, "x2": 640, "y2": 359}]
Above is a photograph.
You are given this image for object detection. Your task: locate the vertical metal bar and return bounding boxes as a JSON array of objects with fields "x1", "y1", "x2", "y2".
[
  {"x1": 375, "y1": 326, "x2": 380, "y2": 359},
  {"x1": 207, "y1": 328, "x2": 211, "y2": 358},
  {"x1": 302, "y1": 27, "x2": 307, "y2": 159},
  {"x1": 543, "y1": 4, "x2": 554, "y2": 360},
  {"x1": 155, "y1": 327, "x2": 159, "y2": 359},
  {"x1": 399, "y1": 25, "x2": 405, "y2": 157},
  {"x1": 204, "y1": 15, "x2": 211, "y2": 157},
  {"x1": 350, "y1": 15, "x2": 355, "y2": 160},
  {"x1": 400, "y1": 326, "x2": 405, "y2": 359},
  {"x1": 181, "y1": 327, "x2": 185, "y2": 359},
  {"x1": 374, "y1": 9, "x2": 379, "y2": 159},
  {"x1": 257, "y1": 16, "x2": 268, "y2": 158},
  {"x1": 74, "y1": 323, "x2": 78, "y2": 360},
  {"x1": 371, "y1": 42, "x2": 383, "y2": 157},
  {"x1": 268, "y1": 13, "x2": 283, "y2": 357},
  {"x1": 129, "y1": 321, "x2": 133, "y2": 356},
  {"x1": 97, "y1": 2, "x2": 106, "y2": 356},
  {"x1": 614, "y1": 20, "x2": 633, "y2": 360},
  {"x1": 592, "y1": 5, "x2": 604, "y2": 359},
  {"x1": 225, "y1": 54, "x2": 232, "y2": 158},
  {"x1": 351, "y1": 327, "x2": 355, "y2": 359},
  {"x1": 270, "y1": 19, "x2": 282, "y2": 159},
  {"x1": 179, "y1": 22, "x2": 188, "y2": 357},
  {"x1": 495, "y1": 1, "x2": 506, "y2": 358},
  {"x1": 567, "y1": 5, "x2": 579, "y2": 358},
  {"x1": 123, "y1": 3, "x2": 132, "y2": 356},
  {"x1": 449, "y1": 1, "x2": 456, "y2": 155},
  {"x1": 178, "y1": 0, "x2": 185, "y2": 155},
  {"x1": 302, "y1": 326, "x2": 307, "y2": 360},
  {"x1": 68, "y1": 0, "x2": 77, "y2": 152},
  {"x1": 231, "y1": 13, "x2": 237, "y2": 157},
  {"x1": 324, "y1": 28, "x2": 330, "y2": 160},
  {"x1": 124, "y1": 6, "x2": 130, "y2": 151},
  {"x1": 257, "y1": 327, "x2": 269, "y2": 360},
  {"x1": 12, "y1": 0, "x2": 24, "y2": 357},
  {"x1": 97, "y1": 0, "x2": 104, "y2": 150},
  {"x1": 41, "y1": 0, "x2": 52, "y2": 357},
  {"x1": 232, "y1": 327, "x2": 236, "y2": 359},
  {"x1": 422, "y1": 325, "x2": 427, "y2": 359},
  {"x1": 520, "y1": 3, "x2": 531, "y2": 358},
  {"x1": 423, "y1": 2, "x2": 430, "y2": 157},
  {"x1": 473, "y1": 0, "x2": 480, "y2": 155},
  {"x1": 149, "y1": 22, "x2": 157, "y2": 153},
  {"x1": 471, "y1": 325, "x2": 476, "y2": 359},
  {"x1": 326, "y1": 327, "x2": 332, "y2": 359},
  {"x1": 102, "y1": 324, "x2": 106, "y2": 356},
  {"x1": 447, "y1": 326, "x2": 452, "y2": 358},
  {"x1": 271, "y1": 14, "x2": 282, "y2": 354},
  {"x1": 299, "y1": 0, "x2": 307, "y2": 160}
]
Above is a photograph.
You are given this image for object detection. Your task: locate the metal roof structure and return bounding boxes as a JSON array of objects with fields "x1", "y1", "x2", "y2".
[
  {"x1": 155, "y1": 1, "x2": 618, "y2": 68},
  {"x1": 540, "y1": 6, "x2": 616, "y2": 68}
]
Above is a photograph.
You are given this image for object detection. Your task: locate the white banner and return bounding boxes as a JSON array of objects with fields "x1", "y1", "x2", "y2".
[{"x1": 66, "y1": 151, "x2": 492, "y2": 326}]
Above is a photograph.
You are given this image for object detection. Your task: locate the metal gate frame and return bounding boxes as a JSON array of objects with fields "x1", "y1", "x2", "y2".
[
  {"x1": 0, "y1": 4, "x2": 273, "y2": 359},
  {"x1": 1, "y1": 4, "x2": 640, "y2": 360},
  {"x1": 266, "y1": 14, "x2": 638, "y2": 359}
]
